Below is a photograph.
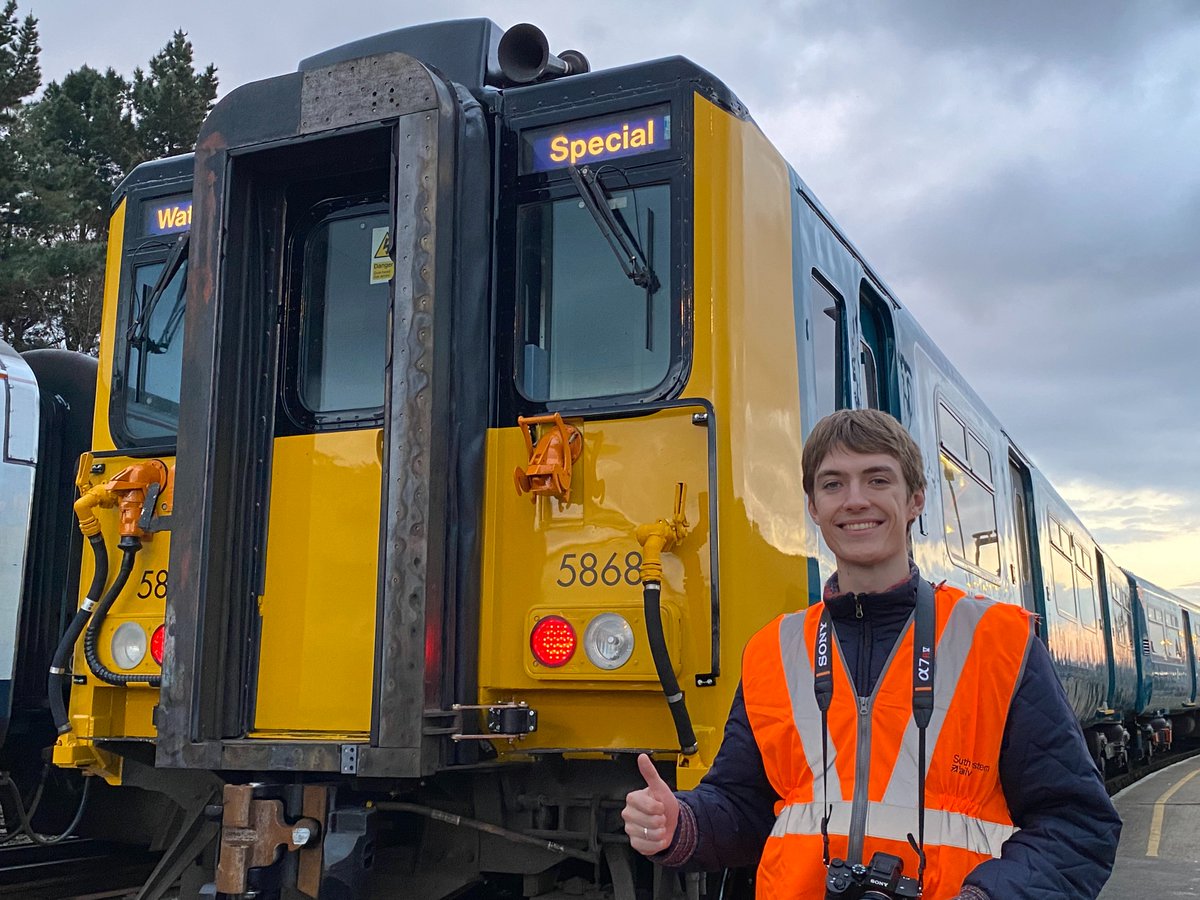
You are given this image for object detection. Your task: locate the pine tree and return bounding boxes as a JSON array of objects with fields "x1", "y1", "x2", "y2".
[
  {"x1": 7, "y1": 66, "x2": 139, "y2": 350},
  {"x1": 0, "y1": 0, "x2": 38, "y2": 122},
  {"x1": 0, "y1": 17, "x2": 217, "y2": 350},
  {"x1": 0, "y1": 0, "x2": 41, "y2": 349},
  {"x1": 132, "y1": 30, "x2": 217, "y2": 159}
]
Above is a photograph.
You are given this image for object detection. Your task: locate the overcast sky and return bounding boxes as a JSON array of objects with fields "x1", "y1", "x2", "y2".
[{"x1": 27, "y1": 0, "x2": 1200, "y2": 598}]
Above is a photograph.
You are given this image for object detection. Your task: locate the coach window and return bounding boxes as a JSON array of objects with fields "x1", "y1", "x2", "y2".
[
  {"x1": 936, "y1": 400, "x2": 1000, "y2": 580},
  {"x1": 283, "y1": 199, "x2": 389, "y2": 427},
  {"x1": 811, "y1": 274, "x2": 846, "y2": 421},
  {"x1": 1048, "y1": 519, "x2": 1078, "y2": 620},
  {"x1": 516, "y1": 183, "x2": 671, "y2": 400},
  {"x1": 1075, "y1": 546, "x2": 1098, "y2": 629}
]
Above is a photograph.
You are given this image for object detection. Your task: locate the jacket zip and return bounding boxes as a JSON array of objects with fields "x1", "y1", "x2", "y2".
[{"x1": 837, "y1": 607, "x2": 915, "y2": 863}]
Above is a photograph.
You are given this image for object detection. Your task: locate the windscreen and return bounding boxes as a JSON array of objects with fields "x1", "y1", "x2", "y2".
[{"x1": 516, "y1": 183, "x2": 671, "y2": 401}]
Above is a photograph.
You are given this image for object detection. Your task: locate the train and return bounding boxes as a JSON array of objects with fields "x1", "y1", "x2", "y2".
[{"x1": 0, "y1": 17, "x2": 1197, "y2": 899}]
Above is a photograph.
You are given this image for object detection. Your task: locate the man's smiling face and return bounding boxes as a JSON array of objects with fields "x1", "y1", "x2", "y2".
[{"x1": 807, "y1": 445, "x2": 925, "y2": 590}]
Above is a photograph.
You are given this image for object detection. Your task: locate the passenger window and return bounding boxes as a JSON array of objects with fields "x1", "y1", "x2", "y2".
[
  {"x1": 859, "y1": 341, "x2": 878, "y2": 410},
  {"x1": 936, "y1": 401, "x2": 999, "y2": 580},
  {"x1": 1050, "y1": 544, "x2": 1078, "y2": 619},
  {"x1": 1076, "y1": 571, "x2": 1097, "y2": 629},
  {"x1": 938, "y1": 405, "x2": 967, "y2": 463},
  {"x1": 967, "y1": 435, "x2": 992, "y2": 486},
  {"x1": 810, "y1": 274, "x2": 845, "y2": 422}
]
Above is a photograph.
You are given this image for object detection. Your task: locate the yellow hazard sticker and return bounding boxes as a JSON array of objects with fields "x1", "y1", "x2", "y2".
[{"x1": 370, "y1": 226, "x2": 394, "y2": 284}]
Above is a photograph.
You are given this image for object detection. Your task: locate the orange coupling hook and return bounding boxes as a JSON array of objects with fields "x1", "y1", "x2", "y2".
[
  {"x1": 514, "y1": 413, "x2": 583, "y2": 504},
  {"x1": 635, "y1": 483, "x2": 689, "y2": 583},
  {"x1": 74, "y1": 461, "x2": 170, "y2": 540}
]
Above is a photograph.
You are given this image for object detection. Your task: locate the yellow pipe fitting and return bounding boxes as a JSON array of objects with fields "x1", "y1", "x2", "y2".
[
  {"x1": 635, "y1": 521, "x2": 675, "y2": 583},
  {"x1": 635, "y1": 483, "x2": 690, "y2": 583},
  {"x1": 74, "y1": 484, "x2": 118, "y2": 537}
]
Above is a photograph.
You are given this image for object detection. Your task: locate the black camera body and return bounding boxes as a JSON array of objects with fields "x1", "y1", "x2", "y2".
[{"x1": 825, "y1": 852, "x2": 920, "y2": 899}]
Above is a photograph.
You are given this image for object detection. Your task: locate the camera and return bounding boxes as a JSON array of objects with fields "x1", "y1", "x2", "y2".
[{"x1": 825, "y1": 852, "x2": 920, "y2": 899}]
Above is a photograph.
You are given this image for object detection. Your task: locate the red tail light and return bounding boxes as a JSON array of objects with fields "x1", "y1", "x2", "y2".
[
  {"x1": 530, "y1": 615, "x2": 576, "y2": 667},
  {"x1": 150, "y1": 624, "x2": 166, "y2": 665}
]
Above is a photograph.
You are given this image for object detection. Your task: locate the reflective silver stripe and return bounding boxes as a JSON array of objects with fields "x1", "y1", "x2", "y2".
[
  {"x1": 779, "y1": 611, "x2": 842, "y2": 801},
  {"x1": 772, "y1": 799, "x2": 1015, "y2": 858},
  {"x1": 772, "y1": 798, "x2": 853, "y2": 839},
  {"x1": 882, "y1": 596, "x2": 1000, "y2": 810}
]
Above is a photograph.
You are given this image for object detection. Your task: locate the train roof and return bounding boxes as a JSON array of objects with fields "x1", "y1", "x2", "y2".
[{"x1": 111, "y1": 152, "x2": 194, "y2": 212}]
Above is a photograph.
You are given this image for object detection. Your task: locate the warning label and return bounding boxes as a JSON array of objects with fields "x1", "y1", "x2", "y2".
[{"x1": 370, "y1": 226, "x2": 394, "y2": 284}]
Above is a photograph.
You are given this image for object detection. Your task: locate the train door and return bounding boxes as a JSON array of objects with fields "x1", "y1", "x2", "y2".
[
  {"x1": 1184, "y1": 609, "x2": 1199, "y2": 703},
  {"x1": 858, "y1": 283, "x2": 897, "y2": 416},
  {"x1": 252, "y1": 157, "x2": 392, "y2": 737},
  {"x1": 1007, "y1": 454, "x2": 1040, "y2": 615}
]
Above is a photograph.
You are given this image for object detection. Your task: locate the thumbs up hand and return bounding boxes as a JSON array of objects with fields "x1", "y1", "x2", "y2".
[{"x1": 621, "y1": 753, "x2": 680, "y2": 856}]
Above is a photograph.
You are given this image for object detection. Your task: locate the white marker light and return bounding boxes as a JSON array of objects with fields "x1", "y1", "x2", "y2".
[
  {"x1": 584, "y1": 613, "x2": 635, "y2": 670},
  {"x1": 111, "y1": 622, "x2": 148, "y2": 670}
]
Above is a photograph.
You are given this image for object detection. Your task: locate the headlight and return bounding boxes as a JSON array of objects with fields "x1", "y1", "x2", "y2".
[
  {"x1": 584, "y1": 613, "x2": 635, "y2": 670},
  {"x1": 111, "y1": 622, "x2": 148, "y2": 670}
]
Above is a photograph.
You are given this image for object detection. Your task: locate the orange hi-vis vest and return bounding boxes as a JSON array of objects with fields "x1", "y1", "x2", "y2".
[{"x1": 742, "y1": 585, "x2": 1035, "y2": 900}]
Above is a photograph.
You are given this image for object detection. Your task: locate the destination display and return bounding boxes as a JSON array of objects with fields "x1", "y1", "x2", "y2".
[
  {"x1": 521, "y1": 105, "x2": 671, "y2": 174},
  {"x1": 144, "y1": 195, "x2": 192, "y2": 236}
]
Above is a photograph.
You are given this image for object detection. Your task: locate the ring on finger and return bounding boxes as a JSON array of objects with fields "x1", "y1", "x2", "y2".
[{"x1": 643, "y1": 826, "x2": 649, "y2": 838}]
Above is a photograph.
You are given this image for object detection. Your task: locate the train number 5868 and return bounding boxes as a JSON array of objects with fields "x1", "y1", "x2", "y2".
[{"x1": 556, "y1": 552, "x2": 642, "y2": 588}]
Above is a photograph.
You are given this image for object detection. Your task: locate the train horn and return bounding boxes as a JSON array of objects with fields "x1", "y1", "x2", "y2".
[{"x1": 498, "y1": 23, "x2": 590, "y2": 84}]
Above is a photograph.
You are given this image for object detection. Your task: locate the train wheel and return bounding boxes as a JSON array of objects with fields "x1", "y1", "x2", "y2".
[{"x1": 1085, "y1": 730, "x2": 1107, "y2": 778}]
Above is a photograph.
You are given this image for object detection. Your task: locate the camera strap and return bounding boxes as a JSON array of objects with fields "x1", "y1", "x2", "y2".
[{"x1": 812, "y1": 579, "x2": 937, "y2": 889}]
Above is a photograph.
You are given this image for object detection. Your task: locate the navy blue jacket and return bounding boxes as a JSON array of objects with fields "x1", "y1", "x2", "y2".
[{"x1": 663, "y1": 571, "x2": 1121, "y2": 899}]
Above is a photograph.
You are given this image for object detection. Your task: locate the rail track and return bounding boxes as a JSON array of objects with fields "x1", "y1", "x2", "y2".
[
  {"x1": 1106, "y1": 741, "x2": 1200, "y2": 796},
  {"x1": 0, "y1": 838, "x2": 160, "y2": 898}
]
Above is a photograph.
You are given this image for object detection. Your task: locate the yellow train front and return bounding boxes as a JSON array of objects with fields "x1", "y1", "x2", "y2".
[{"x1": 54, "y1": 19, "x2": 820, "y2": 897}]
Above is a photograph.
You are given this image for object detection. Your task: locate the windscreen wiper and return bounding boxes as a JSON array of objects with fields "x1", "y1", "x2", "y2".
[
  {"x1": 129, "y1": 232, "x2": 189, "y2": 349},
  {"x1": 567, "y1": 165, "x2": 660, "y2": 294}
]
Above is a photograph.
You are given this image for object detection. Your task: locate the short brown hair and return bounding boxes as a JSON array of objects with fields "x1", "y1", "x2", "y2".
[{"x1": 802, "y1": 409, "x2": 926, "y2": 497}]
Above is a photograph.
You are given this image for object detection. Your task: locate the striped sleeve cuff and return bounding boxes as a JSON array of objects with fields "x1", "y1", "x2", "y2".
[
  {"x1": 653, "y1": 798, "x2": 698, "y2": 868},
  {"x1": 955, "y1": 887, "x2": 991, "y2": 900}
]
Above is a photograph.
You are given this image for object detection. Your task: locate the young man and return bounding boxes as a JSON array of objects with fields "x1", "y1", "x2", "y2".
[{"x1": 622, "y1": 409, "x2": 1120, "y2": 899}]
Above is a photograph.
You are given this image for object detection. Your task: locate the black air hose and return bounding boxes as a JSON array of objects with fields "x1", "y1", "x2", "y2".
[
  {"x1": 0, "y1": 769, "x2": 93, "y2": 845},
  {"x1": 83, "y1": 537, "x2": 160, "y2": 687},
  {"x1": 48, "y1": 533, "x2": 108, "y2": 734},
  {"x1": 643, "y1": 580, "x2": 698, "y2": 755}
]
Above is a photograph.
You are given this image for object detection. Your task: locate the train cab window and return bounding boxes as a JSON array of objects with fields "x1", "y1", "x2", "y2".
[
  {"x1": 936, "y1": 401, "x2": 999, "y2": 580},
  {"x1": 284, "y1": 201, "x2": 390, "y2": 425},
  {"x1": 122, "y1": 255, "x2": 187, "y2": 441},
  {"x1": 516, "y1": 183, "x2": 671, "y2": 401},
  {"x1": 810, "y1": 274, "x2": 845, "y2": 421}
]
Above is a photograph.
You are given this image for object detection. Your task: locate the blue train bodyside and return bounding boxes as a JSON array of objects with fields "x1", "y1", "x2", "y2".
[{"x1": 783, "y1": 165, "x2": 1198, "y2": 775}]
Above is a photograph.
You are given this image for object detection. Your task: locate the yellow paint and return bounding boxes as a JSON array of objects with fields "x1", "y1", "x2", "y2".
[
  {"x1": 1146, "y1": 763, "x2": 1200, "y2": 857},
  {"x1": 90, "y1": 200, "x2": 126, "y2": 452},
  {"x1": 61, "y1": 453, "x2": 173, "y2": 744},
  {"x1": 51, "y1": 732, "x2": 124, "y2": 785},
  {"x1": 253, "y1": 429, "x2": 381, "y2": 735},
  {"x1": 476, "y1": 95, "x2": 814, "y2": 766},
  {"x1": 479, "y1": 409, "x2": 712, "y2": 753}
]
